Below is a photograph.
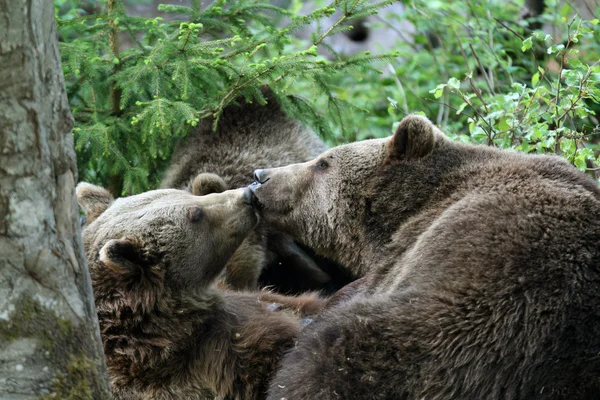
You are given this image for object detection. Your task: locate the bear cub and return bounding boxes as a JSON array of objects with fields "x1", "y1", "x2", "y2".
[{"x1": 77, "y1": 183, "x2": 324, "y2": 400}]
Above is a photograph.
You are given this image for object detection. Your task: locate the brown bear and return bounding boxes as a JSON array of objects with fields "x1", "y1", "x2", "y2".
[
  {"x1": 161, "y1": 88, "x2": 351, "y2": 294},
  {"x1": 250, "y1": 115, "x2": 600, "y2": 399},
  {"x1": 76, "y1": 182, "x2": 326, "y2": 399}
]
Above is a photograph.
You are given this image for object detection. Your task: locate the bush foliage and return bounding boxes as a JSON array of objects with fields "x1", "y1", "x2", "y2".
[{"x1": 55, "y1": 0, "x2": 600, "y2": 195}]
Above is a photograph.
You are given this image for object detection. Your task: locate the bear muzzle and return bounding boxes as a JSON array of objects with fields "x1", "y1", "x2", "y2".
[
  {"x1": 242, "y1": 187, "x2": 255, "y2": 206},
  {"x1": 248, "y1": 182, "x2": 264, "y2": 209}
]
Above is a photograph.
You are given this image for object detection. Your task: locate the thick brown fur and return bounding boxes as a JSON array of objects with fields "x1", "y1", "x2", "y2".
[
  {"x1": 77, "y1": 183, "x2": 325, "y2": 399},
  {"x1": 257, "y1": 290, "x2": 329, "y2": 316},
  {"x1": 77, "y1": 182, "x2": 113, "y2": 224},
  {"x1": 252, "y1": 115, "x2": 600, "y2": 399},
  {"x1": 161, "y1": 87, "x2": 346, "y2": 294}
]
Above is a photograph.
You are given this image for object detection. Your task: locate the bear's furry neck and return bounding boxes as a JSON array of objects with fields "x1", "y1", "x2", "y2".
[
  {"x1": 90, "y1": 260, "x2": 301, "y2": 399},
  {"x1": 354, "y1": 140, "x2": 579, "y2": 278},
  {"x1": 90, "y1": 259, "x2": 236, "y2": 398},
  {"x1": 361, "y1": 140, "x2": 600, "y2": 290},
  {"x1": 331, "y1": 139, "x2": 474, "y2": 277}
]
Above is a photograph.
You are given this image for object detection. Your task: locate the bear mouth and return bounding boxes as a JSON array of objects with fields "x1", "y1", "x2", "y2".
[
  {"x1": 247, "y1": 184, "x2": 294, "y2": 216},
  {"x1": 248, "y1": 182, "x2": 264, "y2": 209},
  {"x1": 242, "y1": 186, "x2": 256, "y2": 206}
]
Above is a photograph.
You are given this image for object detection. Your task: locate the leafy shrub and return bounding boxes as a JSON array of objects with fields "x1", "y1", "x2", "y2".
[
  {"x1": 427, "y1": 2, "x2": 600, "y2": 175},
  {"x1": 330, "y1": 0, "x2": 600, "y2": 179}
]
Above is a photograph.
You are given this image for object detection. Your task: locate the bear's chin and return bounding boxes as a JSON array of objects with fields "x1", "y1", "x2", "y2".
[
  {"x1": 248, "y1": 183, "x2": 294, "y2": 218},
  {"x1": 248, "y1": 183, "x2": 270, "y2": 212},
  {"x1": 248, "y1": 182, "x2": 263, "y2": 206}
]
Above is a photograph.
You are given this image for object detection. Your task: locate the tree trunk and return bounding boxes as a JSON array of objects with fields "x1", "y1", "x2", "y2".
[
  {"x1": 0, "y1": 1, "x2": 111, "y2": 398},
  {"x1": 519, "y1": 0, "x2": 546, "y2": 30}
]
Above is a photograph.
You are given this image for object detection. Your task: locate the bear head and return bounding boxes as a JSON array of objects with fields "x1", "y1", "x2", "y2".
[
  {"x1": 250, "y1": 115, "x2": 447, "y2": 276},
  {"x1": 77, "y1": 183, "x2": 258, "y2": 305}
]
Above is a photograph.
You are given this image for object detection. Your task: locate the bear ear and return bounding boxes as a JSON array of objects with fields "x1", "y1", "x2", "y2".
[
  {"x1": 99, "y1": 237, "x2": 147, "y2": 274},
  {"x1": 99, "y1": 237, "x2": 164, "y2": 314},
  {"x1": 76, "y1": 182, "x2": 114, "y2": 224},
  {"x1": 192, "y1": 173, "x2": 228, "y2": 196},
  {"x1": 386, "y1": 114, "x2": 436, "y2": 163}
]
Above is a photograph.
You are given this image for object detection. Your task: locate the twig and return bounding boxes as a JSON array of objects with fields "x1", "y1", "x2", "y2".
[
  {"x1": 469, "y1": 43, "x2": 495, "y2": 95},
  {"x1": 387, "y1": 64, "x2": 408, "y2": 114},
  {"x1": 424, "y1": 96, "x2": 495, "y2": 144},
  {"x1": 493, "y1": 17, "x2": 524, "y2": 41}
]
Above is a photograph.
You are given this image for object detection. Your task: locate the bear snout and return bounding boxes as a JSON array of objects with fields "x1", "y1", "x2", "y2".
[
  {"x1": 253, "y1": 169, "x2": 271, "y2": 184},
  {"x1": 247, "y1": 182, "x2": 264, "y2": 209},
  {"x1": 242, "y1": 187, "x2": 255, "y2": 206}
]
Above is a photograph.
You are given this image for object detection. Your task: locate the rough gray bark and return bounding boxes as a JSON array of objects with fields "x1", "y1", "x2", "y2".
[{"x1": 0, "y1": 1, "x2": 111, "y2": 398}]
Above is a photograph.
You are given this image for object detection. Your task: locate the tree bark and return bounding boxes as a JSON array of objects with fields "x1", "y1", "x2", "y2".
[{"x1": 0, "y1": 1, "x2": 111, "y2": 398}]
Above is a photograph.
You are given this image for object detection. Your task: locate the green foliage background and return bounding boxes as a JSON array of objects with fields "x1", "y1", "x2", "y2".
[{"x1": 55, "y1": 0, "x2": 600, "y2": 196}]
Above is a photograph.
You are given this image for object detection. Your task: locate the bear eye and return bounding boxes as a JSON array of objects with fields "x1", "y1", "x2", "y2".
[
  {"x1": 188, "y1": 206, "x2": 204, "y2": 223},
  {"x1": 316, "y1": 159, "x2": 329, "y2": 171}
]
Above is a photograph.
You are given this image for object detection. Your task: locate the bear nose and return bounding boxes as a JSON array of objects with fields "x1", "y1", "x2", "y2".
[
  {"x1": 253, "y1": 169, "x2": 270, "y2": 184},
  {"x1": 242, "y1": 187, "x2": 254, "y2": 205}
]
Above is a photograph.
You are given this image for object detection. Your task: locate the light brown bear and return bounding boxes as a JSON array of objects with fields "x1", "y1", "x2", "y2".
[
  {"x1": 76, "y1": 182, "x2": 325, "y2": 399},
  {"x1": 161, "y1": 88, "x2": 349, "y2": 294},
  {"x1": 251, "y1": 115, "x2": 600, "y2": 399}
]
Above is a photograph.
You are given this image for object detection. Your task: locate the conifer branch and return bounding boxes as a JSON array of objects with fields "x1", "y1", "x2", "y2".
[{"x1": 57, "y1": 0, "x2": 397, "y2": 194}]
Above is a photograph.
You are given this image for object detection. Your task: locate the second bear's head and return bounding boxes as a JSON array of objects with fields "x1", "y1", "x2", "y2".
[
  {"x1": 250, "y1": 115, "x2": 448, "y2": 274},
  {"x1": 77, "y1": 183, "x2": 257, "y2": 305}
]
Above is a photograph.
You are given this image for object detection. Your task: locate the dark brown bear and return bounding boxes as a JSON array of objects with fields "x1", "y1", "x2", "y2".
[
  {"x1": 251, "y1": 115, "x2": 600, "y2": 399},
  {"x1": 161, "y1": 88, "x2": 349, "y2": 294},
  {"x1": 76, "y1": 183, "x2": 326, "y2": 399}
]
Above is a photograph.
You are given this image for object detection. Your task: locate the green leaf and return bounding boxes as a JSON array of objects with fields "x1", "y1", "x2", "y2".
[
  {"x1": 456, "y1": 101, "x2": 469, "y2": 115},
  {"x1": 521, "y1": 37, "x2": 533, "y2": 52},
  {"x1": 430, "y1": 84, "x2": 446, "y2": 99},
  {"x1": 447, "y1": 77, "x2": 460, "y2": 90},
  {"x1": 575, "y1": 155, "x2": 587, "y2": 170},
  {"x1": 497, "y1": 117, "x2": 510, "y2": 132},
  {"x1": 568, "y1": 58, "x2": 583, "y2": 69},
  {"x1": 547, "y1": 44, "x2": 565, "y2": 55}
]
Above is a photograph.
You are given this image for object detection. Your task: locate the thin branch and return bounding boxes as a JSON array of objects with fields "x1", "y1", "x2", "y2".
[
  {"x1": 493, "y1": 17, "x2": 524, "y2": 41},
  {"x1": 468, "y1": 43, "x2": 495, "y2": 95}
]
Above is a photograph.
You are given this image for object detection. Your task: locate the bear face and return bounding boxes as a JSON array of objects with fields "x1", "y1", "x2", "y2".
[
  {"x1": 78, "y1": 183, "x2": 257, "y2": 291},
  {"x1": 251, "y1": 115, "x2": 447, "y2": 276},
  {"x1": 250, "y1": 141, "x2": 382, "y2": 273},
  {"x1": 159, "y1": 88, "x2": 351, "y2": 295}
]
